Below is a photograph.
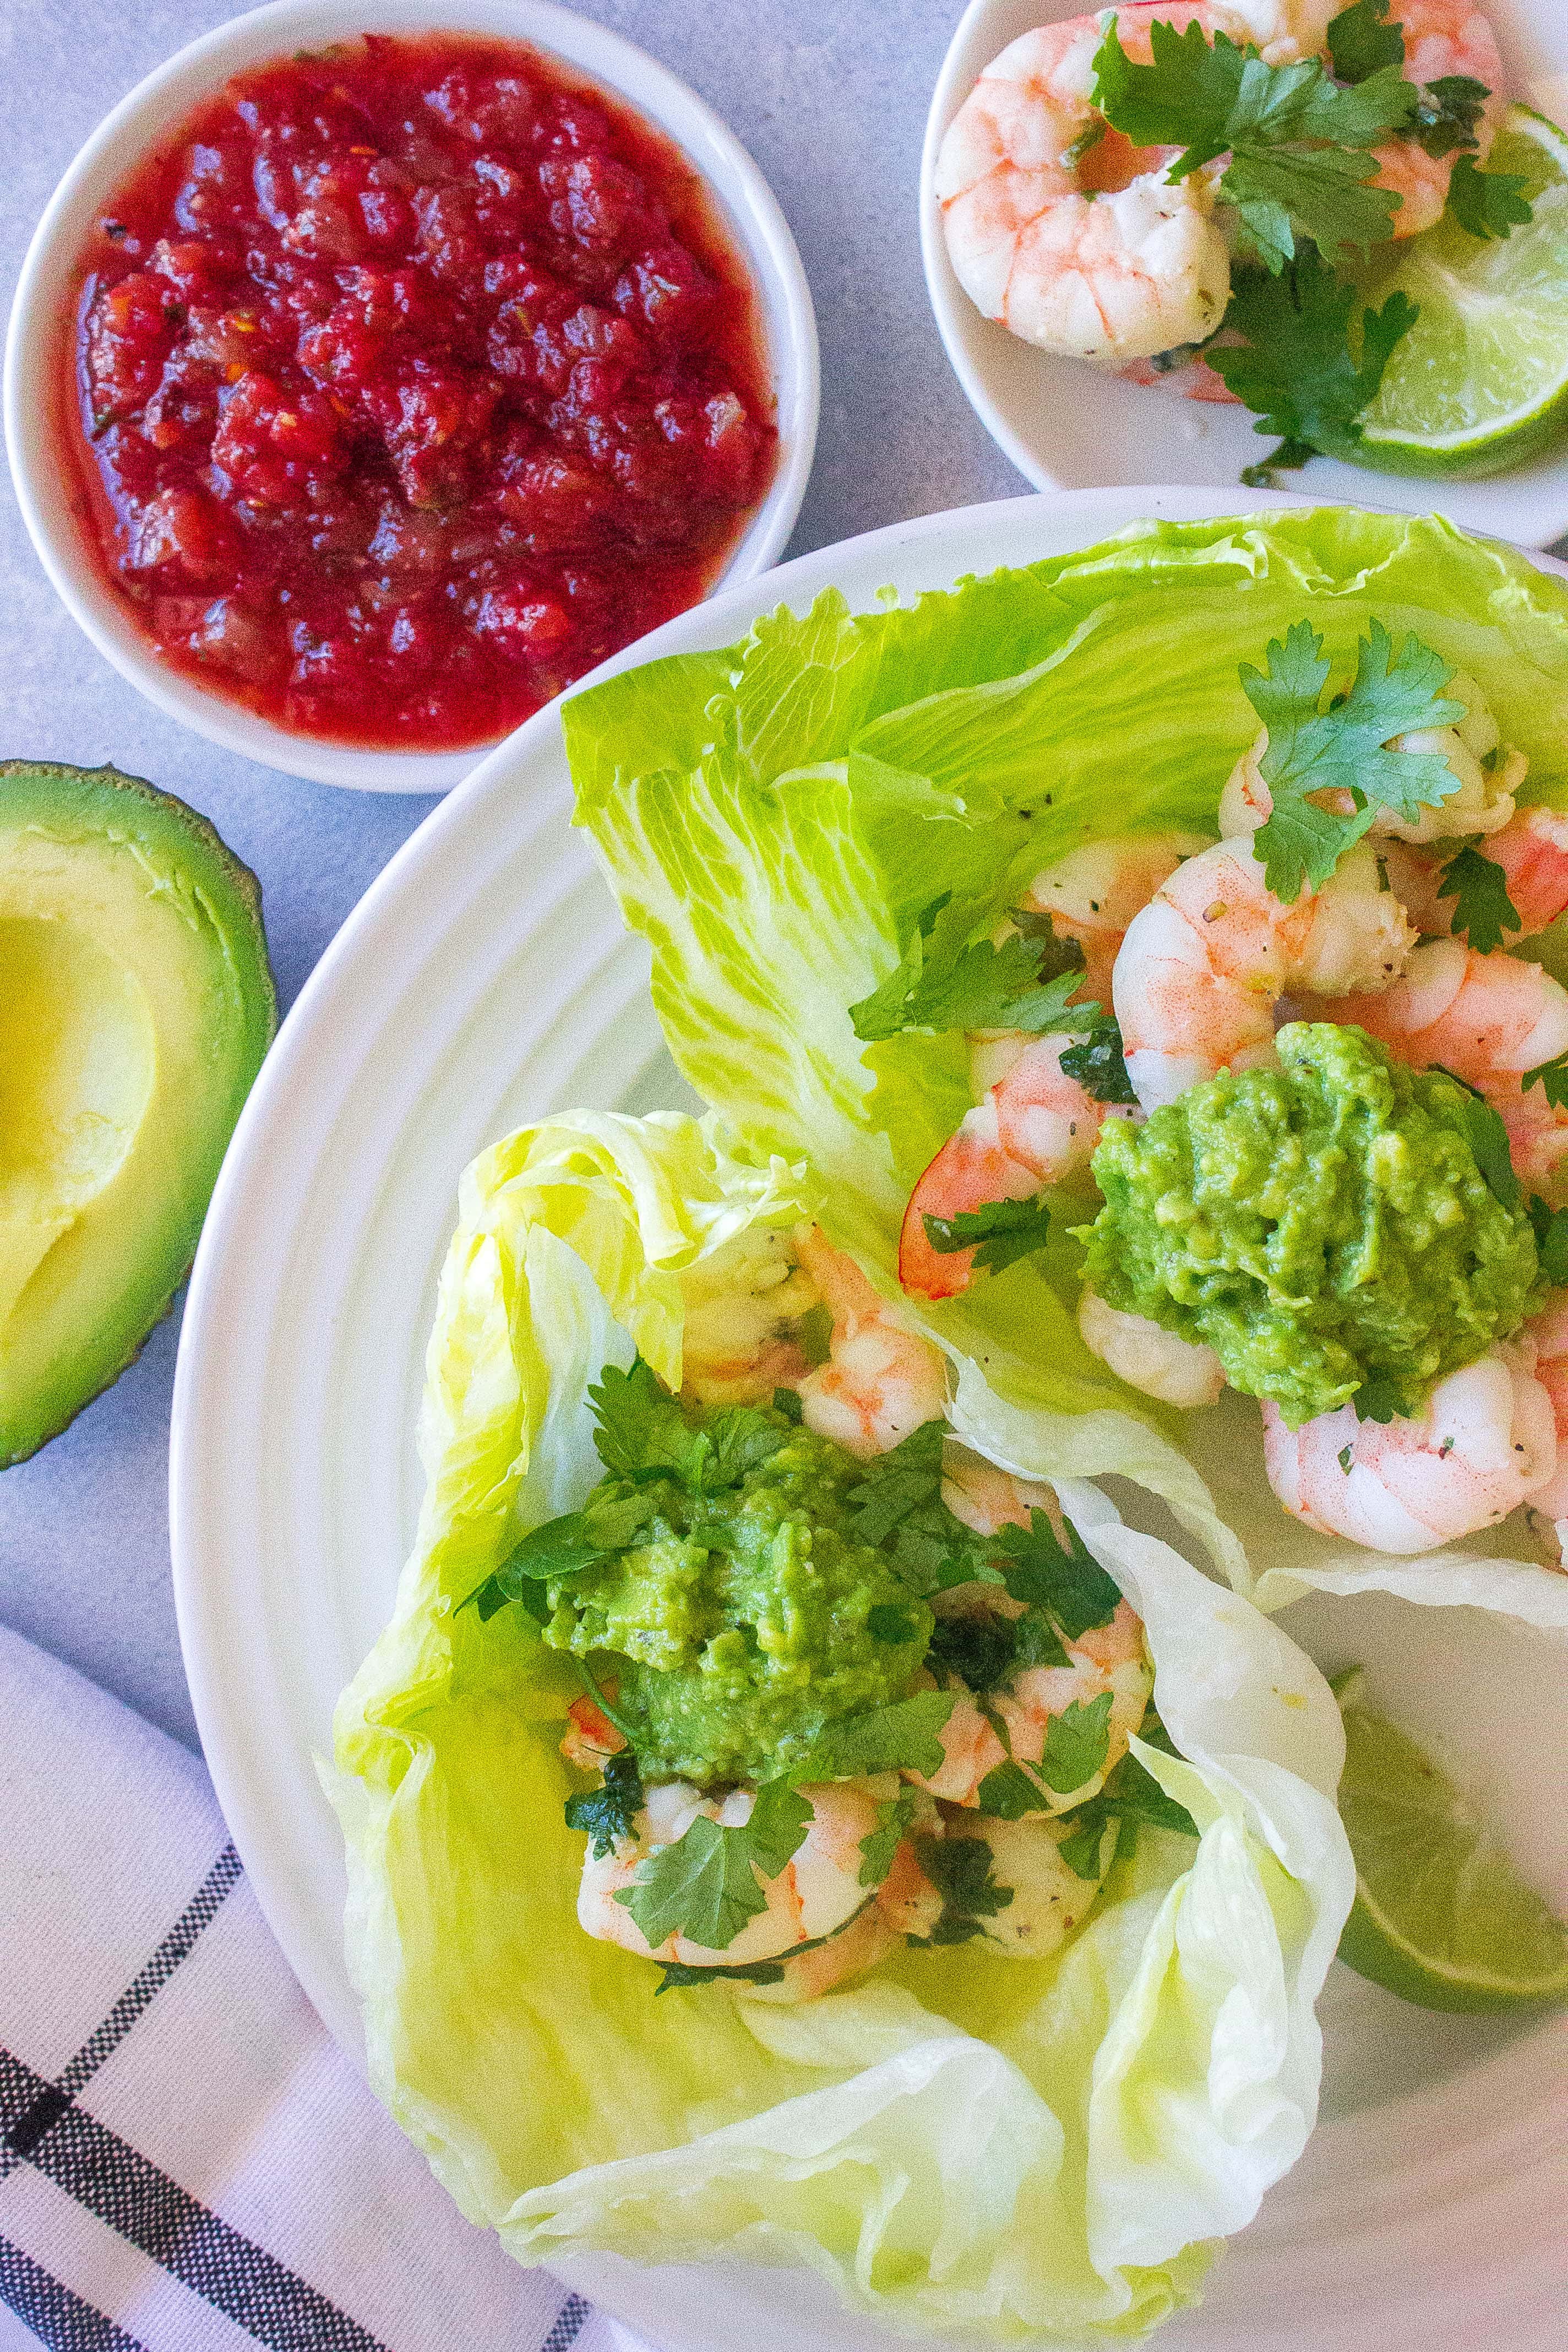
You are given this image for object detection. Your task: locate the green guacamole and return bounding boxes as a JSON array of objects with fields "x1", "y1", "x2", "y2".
[
  {"x1": 541, "y1": 1424, "x2": 933, "y2": 1784},
  {"x1": 1084, "y1": 1022, "x2": 1543, "y2": 1428}
]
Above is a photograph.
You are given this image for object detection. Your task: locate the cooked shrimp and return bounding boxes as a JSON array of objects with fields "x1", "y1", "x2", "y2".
[
  {"x1": 1077, "y1": 1288, "x2": 1225, "y2": 1407},
  {"x1": 1325, "y1": 937, "x2": 1568, "y2": 1191},
  {"x1": 1113, "y1": 835, "x2": 1413, "y2": 1111},
  {"x1": 577, "y1": 1774, "x2": 937, "y2": 1995},
  {"x1": 1522, "y1": 1292, "x2": 1568, "y2": 1558},
  {"x1": 1379, "y1": 807, "x2": 1568, "y2": 946},
  {"x1": 1370, "y1": 1, "x2": 1508, "y2": 239},
  {"x1": 899, "y1": 1036, "x2": 1129, "y2": 1299},
  {"x1": 939, "y1": 1449, "x2": 1064, "y2": 1544},
  {"x1": 792, "y1": 1224, "x2": 949, "y2": 1456},
  {"x1": 1014, "y1": 830, "x2": 1210, "y2": 1003},
  {"x1": 1262, "y1": 1343, "x2": 1556, "y2": 1553},
  {"x1": 908, "y1": 1597, "x2": 1152, "y2": 1810},
  {"x1": 680, "y1": 1224, "x2": 819, "y2": 1406},
  {"x1": 1217, "y1": 671, "x2": 1525, "y2": 847},
  {"x1": 935, "y1": 1811, "x2": 1115, "y2": 1958},
  {"x1": 935, "y1": 6, "x2": 1286, "y2": 367}
]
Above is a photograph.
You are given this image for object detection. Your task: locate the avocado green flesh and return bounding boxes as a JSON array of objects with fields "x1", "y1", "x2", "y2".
[
  {"x1": 541, "y1": 1425, "x2": 933, "y2": 1784},
  {"x1": 1084, "y1": 1022, "x2": 1543, "y2": 1427},
  {"x1": 0, "y1": 763, "x2": 275, "y2": 1464}
]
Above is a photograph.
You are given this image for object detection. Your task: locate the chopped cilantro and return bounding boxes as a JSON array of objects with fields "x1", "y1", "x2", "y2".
[
  {"x1": 858, "y1": 1789, "x2": 918, "y2": 1887},
  {"x1": 618, "y1": 1776, "x2": 814, "y2": 1951},
  {"x1": 589, "y1": 1358, "x2": 789, "y2": 1493},
  {"x1": 1011, "y1": 1605, "x2": 1071, "y2": 1670},
  {"x1": 1057, "y1": 1809, "x2": 1118, "y2": 1880},
  {"x1": 655, "y1": 1957, "x2": 786, "y2": 1992},
  {"x1": 1338, "y1": 1442, "x2": 1355, "y2": 1471},
  {"x1": 1037, "y1": 1690, "x2": 1115, "y2": 1793},
  {"x1": 1242, "y1": 615, "x2": 1463, "y2": 900},
  {"x1": 928, "y1": 1609, "x2": 1019, "y2": 1695},
  {"x1": 922, "y1": 1194, "x2": 1053, "y2": 1276},
  {"x1": 848, "y1": 894, "x2": 1100, "y2": 1041},
  {"x1": 457, "y1": 1487, "x2": 659, "y2": 1618},
  {"x1": 798, "y1": 1689, "x2": 956, "y2": 1781},
  {"x1": 564, "y1": 1747, "x2": 645, "y2": 1859},
  {"x1": 771, "y1": 1384, "x2": 803, "y2": 1424},
  {"x1": 1436, "y1": 844, "x2": 1520, "y2": 952},
  {"x1": 1528, "y1": 1195, "x2": 1568, "y2": 1284},
  {"x1": 1207, "y1": 247, "x2": 1419, "y2": 473},
  {"x1": 1523, "y1": 1052, "x2": 1568, "y2": 1114},
  {"x1": 1325, "y1": 0, "x2": 1404, "y2": 84},
  {"x1": 845, "y1": 1418, "x2": 945, "y2": 1545},
  {"x1": 916, "y1": 1834, "x2": 1013, "y2": 1945},
  {"x1": 1428, "y1": 1068, "x2": 1520, "y2": 1208},
  {"x1": 1005, "y1": 907, "x2": 1088, "y2": 982},
  {"x1": 1447, "y1": 150, "x2": 1533, "y2": 239},
  {"x1": 1059, "y1": 1018, "x2": 1139, "y2": 1104},
  {"x1": 865, "y1": 1602, "x2": 923, "y2": 1646},
  {"x1": 991, "y1": 1509, "x2": 1122, "y2": 1640},
  {"x1": 1354, "y1": 1370, "x2": 1408, "y2": 1422},
  {"x1": 1054, "y1": 1735, "x2": 1200, "y2": 1879},
  {"x1": 1413, "y1": 73, "x2": 1490, "y2": 159},
  {"x1": 978, "y1": 1758, "x2": 1050, "y2": 1819},
  {"x1": 1091, "y1": 15, "x2": 1413, "y2": 266}
]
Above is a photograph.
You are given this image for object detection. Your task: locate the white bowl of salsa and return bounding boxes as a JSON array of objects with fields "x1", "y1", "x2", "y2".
[{"x1": 5, "y1": 0, "x2": 819, "y2": 791}]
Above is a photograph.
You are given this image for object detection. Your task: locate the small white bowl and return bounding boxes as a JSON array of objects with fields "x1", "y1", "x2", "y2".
[
  {"x1": 921, "y1": 0, "x2": 1568, "y2": 547},
  {"x1": 4, "y1": 0, "x2": 819, "y2": 793}
]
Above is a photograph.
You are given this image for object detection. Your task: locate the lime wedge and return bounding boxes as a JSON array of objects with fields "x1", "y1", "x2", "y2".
[
  {"x1": 1354, "y1": 105, "x2": 1568, "y2": 477},
  {"x1": 1333, "y1": 1668, "x2": 1568, "y2": 2012}
]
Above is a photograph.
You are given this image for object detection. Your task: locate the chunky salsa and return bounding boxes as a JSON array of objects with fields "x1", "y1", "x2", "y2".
[{"x1": 68, "y1": 35, "x2": 778, "y2": 750}]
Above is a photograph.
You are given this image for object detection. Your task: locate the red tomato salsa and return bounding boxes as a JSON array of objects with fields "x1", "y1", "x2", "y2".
[{"x1": 68, "y1": 35, "x2": 778, "y2": 751}]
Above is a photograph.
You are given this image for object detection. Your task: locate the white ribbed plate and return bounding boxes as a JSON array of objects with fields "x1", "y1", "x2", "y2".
[{"x1": 171, "y1": 487, "x2": 1568, "y2": 2352}]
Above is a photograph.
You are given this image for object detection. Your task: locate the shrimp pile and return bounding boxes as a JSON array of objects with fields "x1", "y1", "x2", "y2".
[
  {"x1": 563, "y1": 1229, "x2": 1158, "y2": 1996},
  {"x1": 938, "y1": 1, "x2": 1512, "y2": 393}
]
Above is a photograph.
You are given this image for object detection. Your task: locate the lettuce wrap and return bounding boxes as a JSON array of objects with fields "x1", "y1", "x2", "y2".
[
  {"x1": 563, "y1": 507, "x2": 1568, "y2": 1630},
  {"x1": 333, "y1": 1109, "x2": 1354, "y2": 2344}
]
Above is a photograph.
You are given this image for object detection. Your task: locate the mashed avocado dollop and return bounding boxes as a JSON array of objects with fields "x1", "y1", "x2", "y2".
[
  {"x1": 541, "y1": 1419, "x2": 933, "y2": 1784},
  {"x1": 1084, "y1": 1022, "x2": 1543, "y2": 1427}
]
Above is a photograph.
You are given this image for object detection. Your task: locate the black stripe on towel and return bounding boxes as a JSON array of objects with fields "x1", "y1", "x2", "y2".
[
  {"x1": 541, "y1": 2293, "x2": 592, "y2": 2352},
  {"x1": 0, "y1": 2230, "x2": 151, "y2": 2352},
  {"x1": 59, "y1": 1845, "x2": 244, "y2": 2099}
]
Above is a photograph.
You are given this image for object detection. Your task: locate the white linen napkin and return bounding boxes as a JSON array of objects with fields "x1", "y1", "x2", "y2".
[{"x1": 0, "y1": 1624, "x2": 655, "y2": 2352}]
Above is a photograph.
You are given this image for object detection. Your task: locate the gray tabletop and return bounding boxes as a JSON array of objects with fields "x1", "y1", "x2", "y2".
[{"x1": 0, "y1": 0, "x2": 1019, "y2": 1749}]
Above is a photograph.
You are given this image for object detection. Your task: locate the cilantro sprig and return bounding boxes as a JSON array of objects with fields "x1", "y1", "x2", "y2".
[
  {"x1": 850, "y1": 894, "x2": 1101, "y2": 1042},
  {"x1": 1447, "y1": 150, "x2": 1534, "y2": 240},
  {"x1": 1091, "y1": 13, "x2": 1414, "y2": 270},
  {"x1": 1436, "y1": 844, "x2": 1521, "y2": 952},
  {"x1": 922, "y1": 1194, "x2": 1054, "y2": 1277},
  {"x1": 1242, "y1": 617, "x2": 1464, "y2": 899},
  {"x1": 1209, "y1": 246, "x2": 1418, "y2": 478},
  {"x1": 913, "y1": 1833, "x2": 1014, "y2": 1946},
  {"x1": 1059, "y1": 1019, "x2": 1139, "y2": 1105}
]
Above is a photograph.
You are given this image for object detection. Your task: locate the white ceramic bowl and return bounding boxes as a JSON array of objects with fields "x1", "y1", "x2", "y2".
[
  {"x1": 4, "y1": 0, "x2": 819, "y2": 793},
  {"x1": 170, "y1": 485, "x2": 1568, "y2": 2352},
  {"x1": 921, "y1": 0, "x2": 1568, "y2": 546}
]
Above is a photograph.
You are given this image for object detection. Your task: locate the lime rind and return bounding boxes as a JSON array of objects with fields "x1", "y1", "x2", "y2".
[
  {"x1": 1335, "y1": 1681, "x2": 1568, "y2": 2012},
  {"x1": 1355, "y1": 105, "x2": 1568, "y2": 477}
]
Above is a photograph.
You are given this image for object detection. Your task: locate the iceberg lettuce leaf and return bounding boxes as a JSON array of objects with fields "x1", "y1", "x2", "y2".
[
  {"x1": 565, "y1": 508, "x2": 1568, "y2": 1624},
  {"x1": 333, "y1": 1110, "x2": 1353, "y2": 2340}
]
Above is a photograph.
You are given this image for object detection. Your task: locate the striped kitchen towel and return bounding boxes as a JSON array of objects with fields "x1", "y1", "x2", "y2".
[{"x1": 0, "y1": 1624, "x2": 652, "y2": 2352}]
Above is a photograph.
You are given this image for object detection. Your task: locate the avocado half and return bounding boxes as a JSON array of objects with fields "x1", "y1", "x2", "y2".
[{"x1": 0, "y1": 762, "x2": 276, "y2": 1464}]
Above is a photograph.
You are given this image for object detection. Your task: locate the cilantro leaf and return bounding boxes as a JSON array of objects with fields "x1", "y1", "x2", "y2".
[
  {"x1": 916, "y1": 1833, "x2": 1013, "y2": 1945},
  {"x1": 564, "y1": 1747, "x2": 645, "y2": 1859},
  {"x1": 1529, "y1": 1194, "x2": 1568, "y2": 1284},
  {"x1": 618, "y1": 1777, "x2": 813, "y2": 1951},
  {"x1": 1058, "y1": 1804, "x2": 1118, "y2": 1880},
  {"x1": 1523, "y1": 1051, "x2": 1568, "y2": 1113},
  {"x1": 1037, "y1": 1691, "x2": 1115, "y2": 1793},
  {"x1": 1242, "y1": 614, "x2": 1463, "y2": 899},
  {"x1": 845, "y1": 1418, "x2": 945, "y2": 1545},
  {"x1": 1005, "y1": 908, "x2": 1087, "y2": 982},
  {"x1": 772, "y1": 1384, "x2": 803, "y2": 1424},
  {"x1": 1413, "y1": 73, "x2": 1490, "y2": 159},
  {"x1": 922, "y1": 1194, "x2": 1053, "y2": 1276},
  {"x1": 1429, "y1": 1068, "x2": 1520, "y2": 1207},
  {"x1": 1447, "y1": 151, "x2": 1534, "y2": 239},
  {"x1": 977, "y1": 1759, "x2": 1050, "y2": 1819},
  {"x1": 858, "y1": 1789, "x2": 918, "y2": 1887},
  {"x1": 1012, "y1": 1605, "x2": 1072, "y2": 1670},
  {"x1": 1326, "y1": 0, "x2": 1405, "y2": 84},
  {"x1": 888, "y1": 1506, "x2": 1000, "y2": 1598},
  {"x1": 865, "y1": 1602, "x2": 923, "y2": 1646},
  {"x1": 1059, "y1": 1019, "x2": 1139, "y2": 1105},
  {"x1": 1102, "y1": 1745, "x2": 1199, "y2": 1837},
  {"x1": 991, "y1": 1510, "x2": 1121, "y2": 1639},
  {"x1": 705, "y1": 1404, "x2": 791, "y2": 1487},
  {"x1": 1354, "y1": 1369, "x2": 1409, "y2": 1422},
  {"x1": 655, "y1": 1958, "x2": 786, "y2": 1992},
  {"x1": 1208, "y1": 248, "x2": 1419, "y2": 473},
  {"x1": 1092, "y1": 17, "x2": 1412, "y2": 266},
  {"x1": 458, "y1": 1487, "x2": 660, "y2": 1619},
  {"x1": 1436, "y1": 844, "x2": 1521, "y2": 952},
  {"x1": 849, "y1": 898, "x2": 1099, "y2": 1041},
  {"x1": 928, "y1": 1609, "x2": 1020, "y2": 1694},
  {"x1": 798, "y1": 1690, "x2": 957, "y2": 1781},
  {"x1": 589, "y1": 1359, "x2": 789, "y2": 1494}
]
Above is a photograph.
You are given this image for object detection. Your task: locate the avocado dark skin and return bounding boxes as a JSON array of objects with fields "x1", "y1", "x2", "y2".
[{"x1": 0, "y1": 762, "x2": 276, "y2": 1464}]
